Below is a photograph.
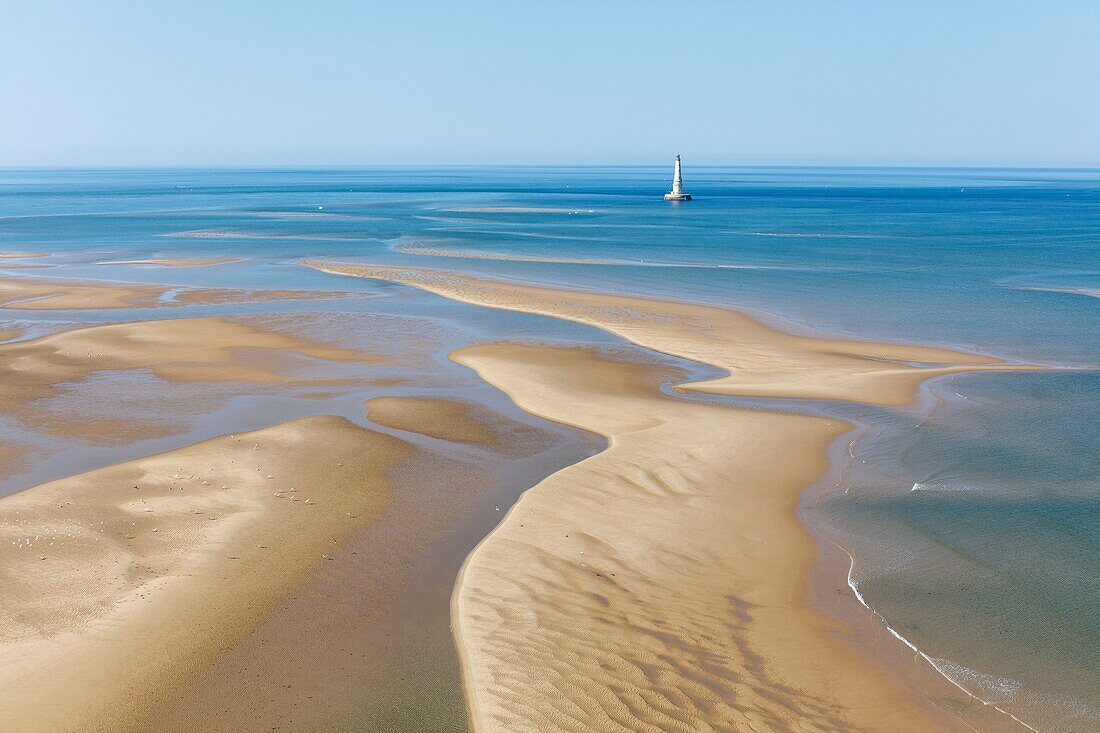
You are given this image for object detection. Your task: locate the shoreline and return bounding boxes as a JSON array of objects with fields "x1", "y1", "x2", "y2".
[
  {"x1": 802, "y1": 409, "x2": 1043, "y2": 733},
  {"x1": 0, "y1": 268, "x2": 598, "y2": 731},
  {"x1": 0, "y1": 416, "x2": 408, "y2": 731},
  {"x1": 304, "y1": 261, "x2": 1034, "y2": 407},
  {"x1": 0, "y1": 270, "x2": 359, "y2": 311},
  {"x1": 309, "y1": 259, "x2": 1037, "y2": 732},
  {"x1": 0, "y1": 373, "x2": 593, "y2": 732}
]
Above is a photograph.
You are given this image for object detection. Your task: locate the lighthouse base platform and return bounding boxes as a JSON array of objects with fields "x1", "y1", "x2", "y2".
[{"x1": 663, "y1": 192, "x2": 692, "y2": 201}]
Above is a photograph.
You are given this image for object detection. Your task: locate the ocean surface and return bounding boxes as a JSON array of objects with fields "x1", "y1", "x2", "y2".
[{"x1": 1, "y1": 166, "x2": 1097, "y2": 731}]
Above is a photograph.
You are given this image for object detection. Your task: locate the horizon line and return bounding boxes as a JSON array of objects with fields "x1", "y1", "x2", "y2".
[{"x1": 4, "y1": 162, "x2": 1100, "y2": 172}]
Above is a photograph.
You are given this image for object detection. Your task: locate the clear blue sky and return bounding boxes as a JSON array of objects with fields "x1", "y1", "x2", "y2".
[{"x1": 4, "y1": 1, "x2": 1099, "y2": 167}]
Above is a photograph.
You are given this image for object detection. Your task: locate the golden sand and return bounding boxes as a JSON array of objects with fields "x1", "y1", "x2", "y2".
[
  {"x1": 0, "y1": 274, "x2": 352, "y2": 311},
  {"x1": 0, "y1": 273, "x2": 580, "y2": 732},
  {"x1": 305, "y1": 262, "x2": 1030, "y2": 407},
  {"x1": 452, "y1": 343, "x2": 970, "y2": 732},
  {"x1": 309, "y1": 261, "x2": 1032, "y2": 733},
  {"x1": 171, "y1": 287, "x2": 355, "y2": 306},
  {"x1": 0, "y1": 416, "x2": 406, "y2": 732},
  {"x1": 0, "y1": 315, "x2": 376, "y2": 442},
  {"x1": 0, "y1": 276, "x2": 169, "y2": 310},
  {"x1": 97, "y1": 257, "x2": 243, "y2": 267}
]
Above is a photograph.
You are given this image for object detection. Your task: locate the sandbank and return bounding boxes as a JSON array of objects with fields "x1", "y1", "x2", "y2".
[
  {"x1": 0, "y1": 276, "x2": 168, "y2": 310},
  {"x1": 451, "y1": 342, "x2": 978, "y2": 732},
  {"x1": 96, "y1": 257, "x2": 243, "y2": 268},
  {"x1": 0, "y1": 274, "x2": 353, "y2": 311},
  {"x1": 0, "y1": 390, "x2": 589, "y2": 732},
  {"x1": 170, "y1": 286, "x2": 355, "y2": 306},
  {"x1": 0, "y1": 315, "x2": 376, "y2": 444},
  {"x1": 0, "y1": 416, "x2": 406, "y2": 732},
  {"x1": 309, "y1": 260, "x2": 1032, "y2": 732},
  {"x1": 304, "y1": 262, "x2": 1031, "y2": 406}
]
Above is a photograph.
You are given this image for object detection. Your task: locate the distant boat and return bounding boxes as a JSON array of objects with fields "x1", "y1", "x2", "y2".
[{"x1": 663, "y1": 155, "x2": 692, "y2": 201}]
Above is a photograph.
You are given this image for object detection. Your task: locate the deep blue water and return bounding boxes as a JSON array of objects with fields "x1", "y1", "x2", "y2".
[{"x1": 1, "y1": 167, "x2": 1097, "y2": 731}]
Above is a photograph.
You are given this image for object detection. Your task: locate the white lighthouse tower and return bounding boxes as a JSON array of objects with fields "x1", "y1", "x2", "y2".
[{"x1": 663, "y1": 154, "x2": 692, "y2": 201}]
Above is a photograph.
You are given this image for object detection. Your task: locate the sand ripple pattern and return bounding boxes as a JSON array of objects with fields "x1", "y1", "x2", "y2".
[
  {"x1": 449, "y1": 344, "x2": 948, "y2": 733},
  {"x1": 307, "y1": 261, "x2": 1035, "y2": 733}
]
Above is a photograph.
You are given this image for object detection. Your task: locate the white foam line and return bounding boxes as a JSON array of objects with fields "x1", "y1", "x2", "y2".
[{"x1": 841, "y1": 548, "x2": 1041, "y2": 733}]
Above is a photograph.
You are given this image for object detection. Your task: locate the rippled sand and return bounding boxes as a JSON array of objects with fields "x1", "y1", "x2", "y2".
[
  {"x1": 0, "y1": 416, "x2": 406, "y2": 732},
  {"x1": 312, "y1": 261, "x2": 1034, "y2": 733},
  {"x1": 0, "y1": 272, "x2": 593, "y2": 731}
]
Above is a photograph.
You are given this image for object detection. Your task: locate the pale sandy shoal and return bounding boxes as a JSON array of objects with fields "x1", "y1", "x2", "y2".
[
  {"x1": 96, "y1": 257, "x2": 244, "y2": 268},
  {"x1": 0, "y1": 315, "x2": 378, "y2": 444},
  {"x1": 451, "y1": 342, "x2": 1028, "y2": 733},
  {"x1": 0, "y1": 416, "x2": 405, "y2": 732},
  {"x1": 169, "y1": 286, "x2": 358, "y2": 306},
  {"x1": 0, "y1": 276, "x2": 169, "y2": 310},
  {"x1": 141, "y1": 394, "x2": 579, "y2": 733},
  {"x1": 0, "y1": 274, "x2": 353, "y2": 311},
  {"x1": 0, "y1": 278, "x2": 580, "y2": 732},
  {"x1": 304, "y1": 262, "x2": 1035, "y2": 407},
  {"x1": 0, "y1": 387, "x2": 581, "y2": 732},
  {"x1": 307, "y1": 260, "x2": 1033, "y2": 732},
  {"x1": 0, "y1": 253, "x2": 49, "y2": 259}
]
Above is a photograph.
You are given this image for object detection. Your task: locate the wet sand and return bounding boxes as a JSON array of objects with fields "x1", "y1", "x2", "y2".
[
  {"x1": 137, "y1": 396, "x2": 589, "y2": 733},
  {"x1": 0, "y1": 398, "x2": 589, "y2": 733},
  {"x1": 0, "y1": 262, "x2": 1037, "y2": 732},
  {"x1": 310, "y1": 261, "x2": 1033, "y2": 732},
  {"x1": 305, "y1": 262, "x2": 1029, "y2": 407},
  {"x1": 0, "y1": 315, "x2": 376, "y2": 443},
  {"x1": 0, "y1": 416, "x2": 406, "y2": 732},
  {"x1": 0, "y1": 276, "x2": 169, "y2": 310},
  {"x1": 0, "y1": 274, "x2": 353, "y2": 311},
  {"x1": 366, "y1": 396, "x2": 561, "y2": 454},
  {"x1": 0, "y1": 265, "x2": 594, "y2": 733},
  {"x1": 171, "y1": 287, "x2": 357, "y2": 306}
]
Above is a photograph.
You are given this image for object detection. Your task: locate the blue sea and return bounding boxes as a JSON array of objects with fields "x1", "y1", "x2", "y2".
[{"x1": 1, "y1": 166, "x2": 1097, "y2": 731}]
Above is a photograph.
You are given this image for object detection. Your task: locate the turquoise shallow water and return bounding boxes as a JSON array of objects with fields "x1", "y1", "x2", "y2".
[
  {"x1": 819, "y1": 371, "x2": 1100, "y2": 730},
  {"x1": 1, "y1": 167, "x2": 1097, "y2": 730}
]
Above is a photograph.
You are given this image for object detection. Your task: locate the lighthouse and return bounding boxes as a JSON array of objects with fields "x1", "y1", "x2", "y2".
[{"x1": 663, "y1": 154, "x2": 692, "y2": 201}]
